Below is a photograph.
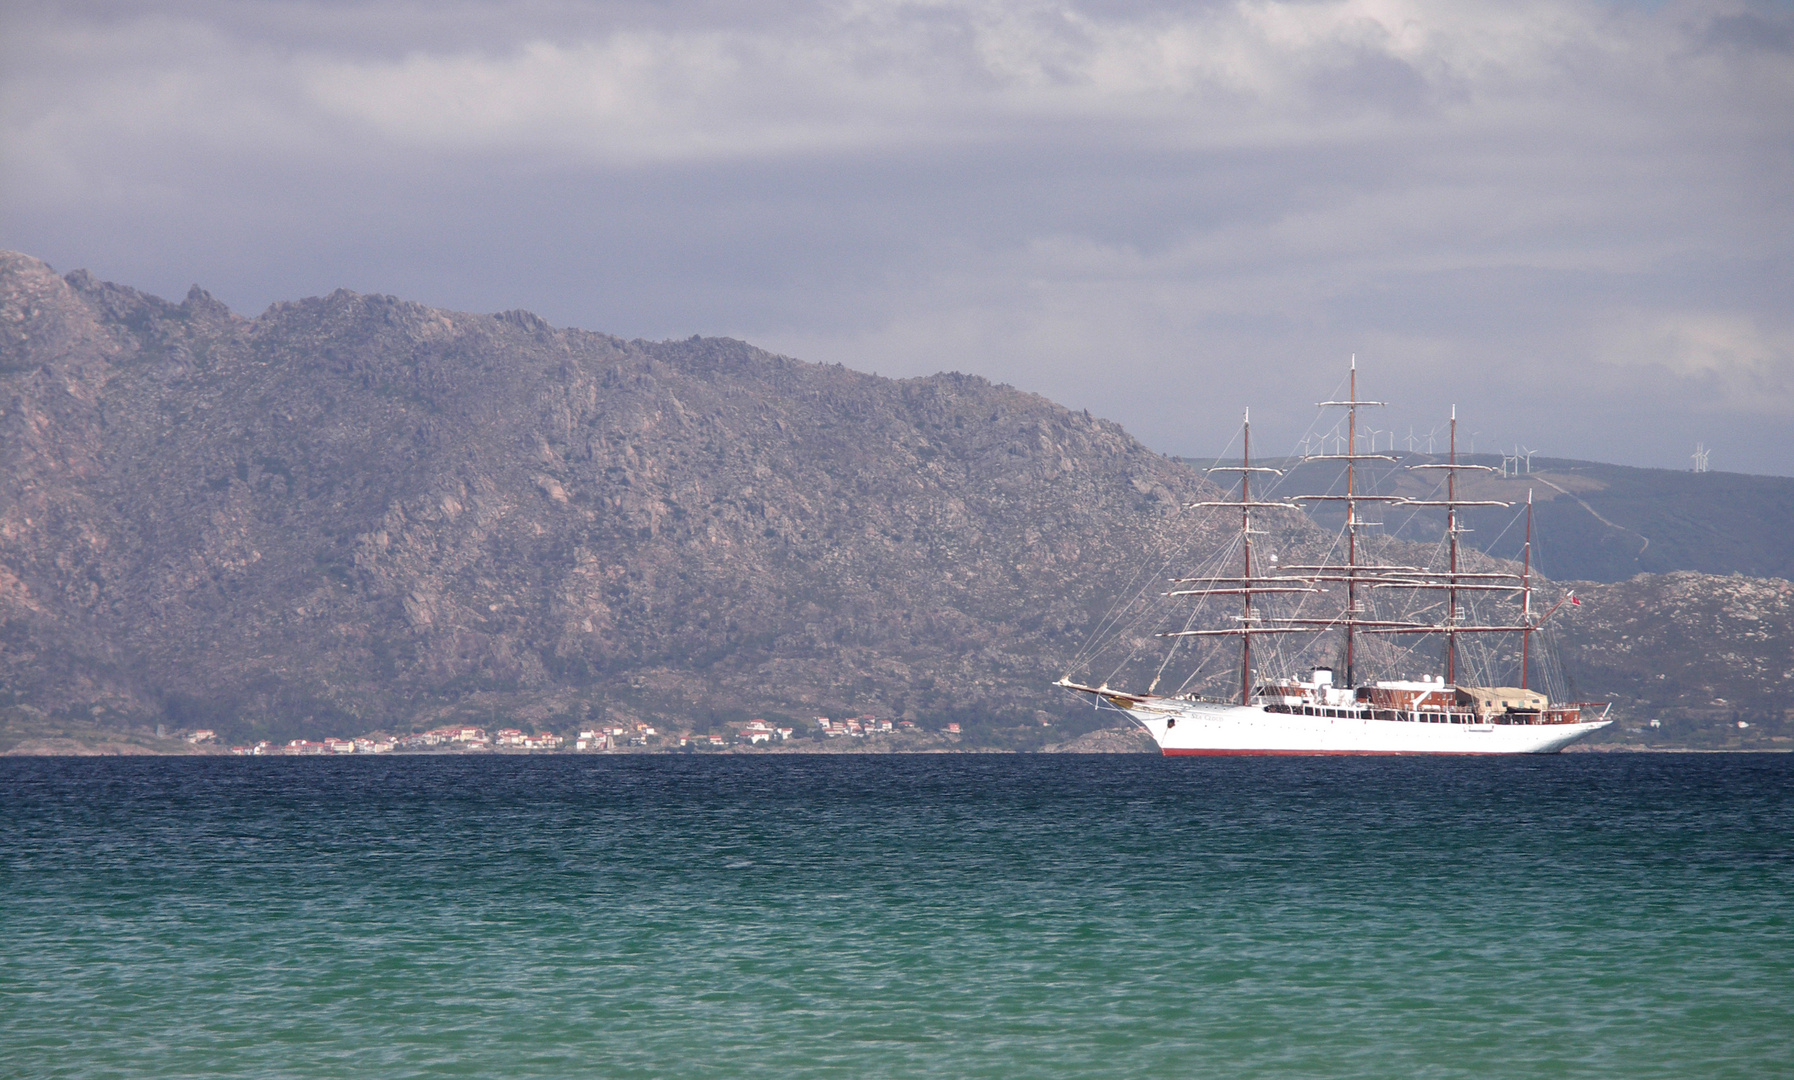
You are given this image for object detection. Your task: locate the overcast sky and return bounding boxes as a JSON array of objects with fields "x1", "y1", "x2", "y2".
[{"x1": 3, "y1": 0, "x2": 1789, "y2": 473}]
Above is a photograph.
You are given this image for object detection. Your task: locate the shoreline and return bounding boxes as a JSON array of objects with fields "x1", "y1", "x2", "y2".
[{"x1": 4, "y1": 741, "x2": 1786, "y2": 758}]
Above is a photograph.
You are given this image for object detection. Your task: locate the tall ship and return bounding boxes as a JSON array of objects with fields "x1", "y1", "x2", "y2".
[{"x1": 1058, "y1": 362, "x2": 1611, "y2": 755}]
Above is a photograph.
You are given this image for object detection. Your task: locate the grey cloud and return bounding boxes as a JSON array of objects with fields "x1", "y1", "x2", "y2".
[
  {"x1": 2, "y1": 0, "x2": 1789, "y2": 474},
  {"x1": 1703, "y1": 11, "x2": 1794, "y2": 52}
]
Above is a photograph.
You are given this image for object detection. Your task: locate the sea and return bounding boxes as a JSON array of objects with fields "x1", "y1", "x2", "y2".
[{"x1": 3, "y1": 753, "x2": 1790, "y2": 1079}]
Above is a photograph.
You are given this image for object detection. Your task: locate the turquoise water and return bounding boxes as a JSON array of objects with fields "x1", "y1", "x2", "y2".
[{"x1": 3, "y1": 754, "x2": 1790, "y2": 1078}]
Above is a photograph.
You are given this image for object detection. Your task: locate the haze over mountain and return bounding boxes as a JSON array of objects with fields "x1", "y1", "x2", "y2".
[
  {"x1": 1201, "y1": 455, "x2": 1794, "y2": 584},
  {"x1": 3, "y1": 253, "x2": 1788, "y2": 751}
]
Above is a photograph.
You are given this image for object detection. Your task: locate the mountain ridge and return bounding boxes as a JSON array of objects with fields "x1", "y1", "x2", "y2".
[
  {"x1": 3, "y1": 251, "x2": 1787, "y2": 751},
  {"x1": 2, "y1": 251, "x2": 1238, "y2": 747}
]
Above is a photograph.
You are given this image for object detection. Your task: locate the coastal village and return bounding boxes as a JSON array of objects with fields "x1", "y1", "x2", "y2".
[{"x1": 215, "y1": 716, "x2": 965, "y2": 755}]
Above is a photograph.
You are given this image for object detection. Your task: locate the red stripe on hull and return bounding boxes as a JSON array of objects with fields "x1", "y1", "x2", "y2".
[{"x1": 1161, "y1": 748, "x2": 1508, "y2": 756}]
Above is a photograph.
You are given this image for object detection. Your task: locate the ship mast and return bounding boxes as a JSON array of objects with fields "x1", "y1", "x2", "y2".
[
  {"x1": 1521, "y1": 488, "x2": 1533, "y2": 690},
  {"x1": 1162, "y1": 413, "x2": 1306, "y2": 704},
  {"x1": 1400, "y1": 407, "x2": 1507, "y2": 685},
  {"x1": 1298, "y1": 357, "x2": 1394, "y2": 687},
  {"x1": 1448, "y1": 406, "x2": 1458, "y2": 683},
  {"x1": 1347, "y1": 364, "x2": 1359, "y2": 683},
  {"x1": 1241, "y1": 409, "x2": 1254, "y2": 705}
]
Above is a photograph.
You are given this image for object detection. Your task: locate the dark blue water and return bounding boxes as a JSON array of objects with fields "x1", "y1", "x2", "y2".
[{"x1": 3, "y1": 754, "x2": 1791, "y2": 1078}]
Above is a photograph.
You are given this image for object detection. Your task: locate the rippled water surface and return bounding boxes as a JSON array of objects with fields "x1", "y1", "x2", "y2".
[{"x1": 3, "y1": 754, "x2": 1791, "y2": 1078}]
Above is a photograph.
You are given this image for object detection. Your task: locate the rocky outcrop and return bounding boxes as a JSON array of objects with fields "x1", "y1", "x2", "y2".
[
  {"x1": 1, "y1": 252, "x2": 1242, "y2": 746},
  {"x1": 1566, "y1": 572, "x2": 1793, "y2": 747}
]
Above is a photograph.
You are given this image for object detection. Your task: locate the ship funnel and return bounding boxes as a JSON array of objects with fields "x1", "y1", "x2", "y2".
[{"x1": 1311, "y1": 667, "x2": 1334, "y2": 687}]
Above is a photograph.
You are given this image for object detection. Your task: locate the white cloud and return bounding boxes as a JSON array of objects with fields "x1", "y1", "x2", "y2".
[{"x1": 1594, "y1": 312, "x2": 1794, "y2": 408}]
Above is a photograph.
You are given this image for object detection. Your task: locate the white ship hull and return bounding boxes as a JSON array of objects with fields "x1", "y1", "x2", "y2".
[
  {"x1": 1058, "y1": 366, "x2": 1612, "y2": 755},
  {"x1": 1125, "y1": 699, "x2": 1610, "y2": 755}
]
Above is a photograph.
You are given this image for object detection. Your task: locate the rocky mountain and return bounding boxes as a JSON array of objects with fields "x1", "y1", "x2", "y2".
[
  {"x1": 1, "y1": 251, "x2": 1256, "y2": 747},
  {"x1": 3, "y1": 251, "x2": 1787, "y2": 752},
  {"x1": 1562, "y1": 572, "x2": 1793, "y2": 749}
]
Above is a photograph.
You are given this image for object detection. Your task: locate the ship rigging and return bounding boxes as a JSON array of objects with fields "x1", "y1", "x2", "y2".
[{"x1": 1057, "y1": 360, "x2": 1611, "y2": 755}]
